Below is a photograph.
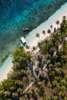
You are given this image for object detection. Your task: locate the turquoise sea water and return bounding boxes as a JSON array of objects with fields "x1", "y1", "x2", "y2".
[{"x1": 0, "y1": 0, "x2": 67, "y2": 64}]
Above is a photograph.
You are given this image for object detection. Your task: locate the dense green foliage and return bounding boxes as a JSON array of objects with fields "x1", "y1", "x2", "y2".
[
  {"x1": 35, "y1": 19, "x2": 67, "y2": 99},
  {"x1": 0, "y1": 19, "x2": 67, "y2": 100},
  {"x1": 0, "y1": 47, "x2": 33, "y2": 100}
]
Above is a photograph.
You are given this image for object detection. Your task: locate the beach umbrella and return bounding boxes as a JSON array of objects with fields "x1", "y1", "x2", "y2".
[
  {"x1": 47, "y1": 29, "x2": 51, "y2": 34},
  {"x1": 56, "y1": 20, "x2": 60, "y2": 25},
  {"x1": 36, "y1": 33, "x2": 40, "y2": 37},
  {"x1": 50, "y1": 25, "x2": 53, "y2": 29},
  {"x1": 32, "y1": 46, "x2": 36, "y2": 51},
  {"x1": 42, "y1": 30, "x2": 45, "y2": 34}
]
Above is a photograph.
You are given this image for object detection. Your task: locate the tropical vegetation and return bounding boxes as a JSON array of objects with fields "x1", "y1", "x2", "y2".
[{"x1": 0, "y1": 18, "x2": 67, "y2": 100}]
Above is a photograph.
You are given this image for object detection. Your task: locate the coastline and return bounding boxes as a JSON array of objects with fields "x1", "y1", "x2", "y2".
[
  {"x1": 0, "y1": 0, "x2": 66, "y2": 64},
  {"x1": 26, "y1": 2, "x2": 67, "y2": 49},
  {"x1": 0, "y1": 2, "x2": 67, "y2": 82}
]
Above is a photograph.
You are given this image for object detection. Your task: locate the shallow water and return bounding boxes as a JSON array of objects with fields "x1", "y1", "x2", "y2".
[{"x1": 0, "y1": 0, "x2": 67, "y2": 64}]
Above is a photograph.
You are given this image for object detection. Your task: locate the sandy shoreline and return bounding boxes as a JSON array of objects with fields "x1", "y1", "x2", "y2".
[
  {"x1": 26, "y1": 2, "x2": 67, "y2": 49},
  {"x1": 0, "y1": 56, "x2": 12, "y2": 82},
  {"x1": 0, "y1": 2, "x2": 67, "y2": 82}
]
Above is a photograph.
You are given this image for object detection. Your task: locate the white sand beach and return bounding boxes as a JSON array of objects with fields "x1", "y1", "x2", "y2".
[
  {"x1": 0, "y1": 2, "x2": 67, "y2": 81},
  {"x1": 0, "y1": 56, "x2": 12, "y2": 82}
]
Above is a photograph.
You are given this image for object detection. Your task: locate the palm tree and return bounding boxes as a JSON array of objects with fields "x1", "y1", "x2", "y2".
[
  {"x1": 4, "y1": 91, "x2": 11, "y2": 98},
  {"x1": 10, "y1": 86, "x2": 16, "y2": 92},
  {"x1": 54, "y1": 96, "x2": 58, "y2": 100},
  {"x1": 63, "y1": 16, "x2": 66, "y2": 21}
]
